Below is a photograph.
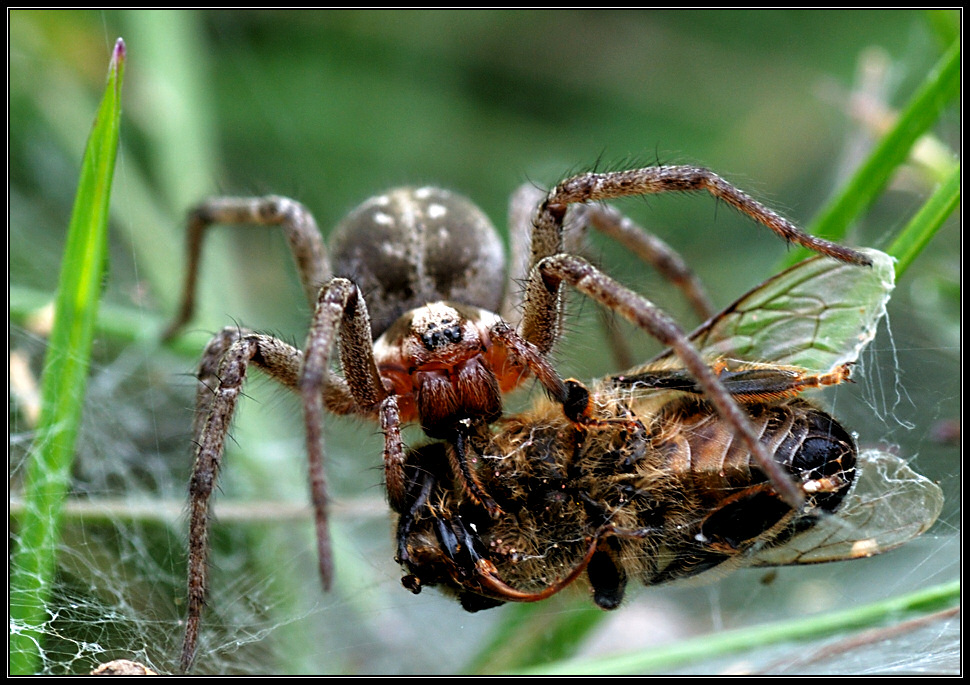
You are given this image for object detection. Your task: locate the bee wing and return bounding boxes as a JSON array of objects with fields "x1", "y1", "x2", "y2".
[
  {"x1": 748, "y1": 449, "x2": 943, "y2": 566},
  {"x1": 654, "y1": 248, "x2": 895, "y2": 374}
]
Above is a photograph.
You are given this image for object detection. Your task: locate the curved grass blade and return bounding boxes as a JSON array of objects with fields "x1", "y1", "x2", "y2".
[
  {"x1": 9, "y1": 38, "x2": 125, "y2": 675},
  {"x1": 887, "y1": 164, "x2": 960, "y2": 279},
  {"x1": 511, "y1": 580, "x2": 958, "y2": 675},
  {"x1": 781, "y1": 40, "x2": 959, "y2": 267}
]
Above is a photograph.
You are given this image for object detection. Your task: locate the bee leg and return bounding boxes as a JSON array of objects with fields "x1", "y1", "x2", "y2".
[
  {"x1": 422, "y1": 508, "x2": 604, "y2": 608},
  {"x1": 611, "y1": 360, "x2": 853, "y2": 403},
  {"x1": 561, "y1": 379, "x2": 650, "y2": 456},
  {"x1": 400, "y1": 497, "x2": 487, "y2": 599},
  {"x1": 587, "y1": 541, "x2": 628, "y2": 610},
  {"x1": 471, "y1": 525, "x2": 653, "y2": 608},
  {"x1": 469, "y1": 539, "x2": 601, "y2": 606},
  {"x1": 560, "y1": 377, "x2": 617, "y2": 427},
  {"x1": 698, "y1": 483, "x2": 794, "y2": 551},
  {"x1": 422, "y1": 508, "x2": 533, "y2": 609},
  {"x1": 431, "y1": 511, "x2": 483, "y2": 576},
  {"x1": 394, "y1": 444, "x2": 445, "y2": 566},
  {"x1": 562, "y1": 378, "x2": 593, "y2": 423},
  {"x1": 445, "y1": 419, "x2": 501, "y2": 516}
]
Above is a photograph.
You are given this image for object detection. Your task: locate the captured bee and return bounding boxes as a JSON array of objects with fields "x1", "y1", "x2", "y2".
[{"x1": 394, "y1": 249, "x2": 943, "y2": 611}]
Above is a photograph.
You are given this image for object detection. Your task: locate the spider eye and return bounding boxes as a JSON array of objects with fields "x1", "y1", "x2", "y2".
[{"x1": 420, "y1": 321, "x2": 463, "y2": 350}]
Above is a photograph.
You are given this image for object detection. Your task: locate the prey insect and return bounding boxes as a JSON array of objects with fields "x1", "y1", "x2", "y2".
[
  {"x1": 395, "y1": 249, "x2": 943, "y2": 611},
  {"x1": 165, "y1": 166, "x2": 874, "y2": 671}
]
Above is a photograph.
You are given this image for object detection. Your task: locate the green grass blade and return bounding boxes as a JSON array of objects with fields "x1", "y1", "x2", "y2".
[
  {"x1": 9, "y1": 38, "x2": 126, "y2": 676},
  {"x1": 924, "y1": 9, "x2": 960, "y2": 47},
  {"x1": 781, "y1": 40, "x2": 959, "y2": 268},
  {"x1": 10, "y1": 284, "x2": 212, "y2": 360},
  {"x1": 513, "y1": 580, "x2": 959, "y2": 675},
  {"x1": 887, "y1": 164, "x2": 960, "y2": 279}
]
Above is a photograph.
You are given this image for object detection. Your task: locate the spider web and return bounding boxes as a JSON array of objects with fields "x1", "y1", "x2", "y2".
[
  {"x1": 9, "y1": 339, "x2": 262, "y2": 675},
  {"x1": 10, "y1": 252, "x2": 960, "y2": 676},
  {"x1": 9, "y1": 259, "x2": 959, "y2": 676}
]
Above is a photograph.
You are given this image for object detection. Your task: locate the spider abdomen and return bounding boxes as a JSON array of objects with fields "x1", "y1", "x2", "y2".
[{"x1": 329, "y1": 187, "x2": 507, "y2": 339}]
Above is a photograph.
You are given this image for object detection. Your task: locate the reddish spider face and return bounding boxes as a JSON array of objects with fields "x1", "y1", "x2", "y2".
[{"x1": 373, "y1": 301, "x2": 524, "y2": 438}]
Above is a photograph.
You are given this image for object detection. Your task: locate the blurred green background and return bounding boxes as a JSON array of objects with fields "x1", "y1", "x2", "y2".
[{"x1": 9, "y1": 9, "x2": 959, "y2": 675}]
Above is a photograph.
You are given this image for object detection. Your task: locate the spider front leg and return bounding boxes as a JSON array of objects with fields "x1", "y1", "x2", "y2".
[
  {"x1": 514, "y1": 166, "x2": 874, "y2": 507},
  {"x1": 296, "y1": 277, "x2": 429, "y2": 519},
  {"x1": 508, "y1": 182, "x2": 718, "y2": 370},
  {"x1": 181, "y1": 279, "x2": 397, "y2": 673},
  {"x1": 506, "y1": 183, "x2": 714, "y2": 327},
  {"x1": 299, "y1": 276, "x2": 420, "y2": 544},
  {"x1": 519, "y1": 166, "x2": 874, "y2": 356}
]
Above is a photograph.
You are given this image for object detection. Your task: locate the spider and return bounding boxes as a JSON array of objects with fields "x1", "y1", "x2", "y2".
[{"x1": 164, "y1": 166, "x2": 871, "y2": 671}]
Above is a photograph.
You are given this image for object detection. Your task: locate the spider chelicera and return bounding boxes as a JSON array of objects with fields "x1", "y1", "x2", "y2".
[{"x1": 164, "y1": 166, "x2": 870, "y2": 671}]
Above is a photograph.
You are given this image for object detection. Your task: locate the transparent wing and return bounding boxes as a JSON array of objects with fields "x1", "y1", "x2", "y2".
[
  {"x1": 748, "y1": 449, "x2": 944, "y2": 566},
  {"x1": 653, "y1": 248, "x2": 895, "y2": 374}
]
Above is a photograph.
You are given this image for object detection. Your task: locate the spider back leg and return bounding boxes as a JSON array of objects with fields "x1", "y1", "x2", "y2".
[{"x1": 164, "y1": 195, "x2": 330, "y2": 341}]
